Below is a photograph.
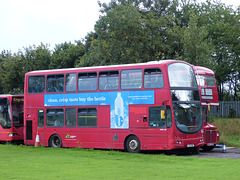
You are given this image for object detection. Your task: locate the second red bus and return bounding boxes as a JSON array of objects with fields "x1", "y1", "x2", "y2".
[
  {"x1": 0, "y1": 95, "x2": 24, "y2": 143},
  {"x1": 194, "y1": 66, "x2": 220, "y2": 151}
]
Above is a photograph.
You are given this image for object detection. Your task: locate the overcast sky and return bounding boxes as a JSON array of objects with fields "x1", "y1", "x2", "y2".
[{"x1": 0, "y1": 0, "x2": 239, "y2": 53}]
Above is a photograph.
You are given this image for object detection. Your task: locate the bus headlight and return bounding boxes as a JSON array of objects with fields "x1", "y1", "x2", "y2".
[{"x1": 8, "y1": 133, "x2": 18, "y2": 137}]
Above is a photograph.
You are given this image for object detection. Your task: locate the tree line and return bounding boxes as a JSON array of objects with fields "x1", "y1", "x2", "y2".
[{"x1": 0, "y1": 0, "x2": 239, "y2": 101}]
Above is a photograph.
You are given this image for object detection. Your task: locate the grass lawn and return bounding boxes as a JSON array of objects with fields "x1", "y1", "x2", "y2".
[{"x1": 0, "y1": 144, "x2": 239, "y2": 179}]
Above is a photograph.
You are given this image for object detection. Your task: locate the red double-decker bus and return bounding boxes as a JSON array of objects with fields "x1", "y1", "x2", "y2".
[
  {"x1": 0, "y1": 95, "x2": 24, "y2": 143},
  {"x1": 24, "y1": 60, "x2": 204, "y2": 152},
  {"x1": 194, "y1": 66, "x2": 220, "y2": 151}
]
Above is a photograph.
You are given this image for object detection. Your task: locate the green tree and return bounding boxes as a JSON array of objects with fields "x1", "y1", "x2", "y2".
[
  {"x1": 78, "y1": 4, "x2": 145, "y2": 66},
  {"x1": 0, "y1": 54, "x2": 24, "y2": 93},
  {"x1": 199, "y1": 2, "x2": 240, "y2": 100},
  {"x1": 182, "y1": 13, "x2": 213, "y2": 66},
  {"x1": 50, "y1": 41, "x2": 85, "y2": 69},
  {"x1": 20, "y1": 43, "x2": 51, "y2": 73},
  {"x1": 78, "y1": 0, "x2": 179, "y2": 67}
]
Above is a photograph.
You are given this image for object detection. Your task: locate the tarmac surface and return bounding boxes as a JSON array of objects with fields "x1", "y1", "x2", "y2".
[{"x1": 188, "y1": 146, "x2": 240, "y2": 159}]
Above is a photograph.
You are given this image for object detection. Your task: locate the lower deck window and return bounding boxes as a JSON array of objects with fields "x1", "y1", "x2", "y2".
[
  {"x1": 66, "y1": 108, "x2": 76, "y2": 127},
  {"x1": 46, "y1": 109, "x2": 64, "y2": 127},
  {"x1": 78, "y1": 108, "x2": 97, "y2": 127},
  {"x1": 38, "y1": 110, "x2": 44, "y2": 127}
]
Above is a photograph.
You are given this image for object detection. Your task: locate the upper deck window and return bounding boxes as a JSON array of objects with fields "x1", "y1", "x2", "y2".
[
  {"x1": 28, "y1": 75, "x2": 45, "y2": 93},
  {"x1": 168, "y1": 63, "x2": 197, "y2": 88},
  {"x1": 196, "y1": 75, "x2": 205, "y2": 86},
  {"x1": 206, "y1": 76, "x2": 215, "y2": 87},
  {"x1": 121, "y1": 69, "x2": 142, "y2": 89},
  {"x1": 66, "y1": 73, "x2": 77, "y2": 92},
  {"x1": 99, "y1": 71, "x2": 119, "y2": 90},
  {"x1": 144, "y1": 68, "x2": 164, "y2": 88},
  {"x1": 47, "y1": 74, "x2": 64, "y2": 93},
  {"x1": 78, "y1": 72, "x2": 97, "y2": 91}
]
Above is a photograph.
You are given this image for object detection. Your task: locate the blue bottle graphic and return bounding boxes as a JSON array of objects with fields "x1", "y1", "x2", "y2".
[{"x1": 114, "y1": 92, "x2": 124, "y2": 127}]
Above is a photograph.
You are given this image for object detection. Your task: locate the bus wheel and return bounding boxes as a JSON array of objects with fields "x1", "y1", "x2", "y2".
[
  {"x1": 49, "y1": 134, "x2": 62, "y2": 148},
  {"x1": 125, "y1": 135, "x2": 141, "y2": 153}
]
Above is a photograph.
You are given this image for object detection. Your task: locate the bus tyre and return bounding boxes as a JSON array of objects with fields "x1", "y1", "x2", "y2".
[
  {"x1": 49, "y1": 134, "x2": 62, "y2": 148},
  {"x1": 125, "y1": 135, "x2": 141, "y2": 153}
]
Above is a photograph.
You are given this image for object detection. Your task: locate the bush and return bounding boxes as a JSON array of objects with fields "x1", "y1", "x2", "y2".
[{"x1": 212, "y1": 118, "x2": 240, "y2": 147}]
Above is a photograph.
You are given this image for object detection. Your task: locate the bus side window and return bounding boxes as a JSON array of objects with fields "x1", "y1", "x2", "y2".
[
  {"x1": 28, "y1": 76, "x2": 45, "y2": 93},
  {"x1": 47, "y1": 74, "x2": 64, "y2": 93},
  {"x1": 166, "y1": 106, "x2": 172, "y2": 128},
  {"x1": 99, "y1": 71, "x2": 119, "y2": 90},
  {"x1": 121, "y1": 69, "x2": 142, "y2": 89},
  {"x1": 38, "y1": 110, "x2": 44, "y2": 127},
  {"x1": 78, "y1": 108, "x2": 97, "y2": 127},
  {"x1": 66, "y1": 108, "x2": 76, "y2": 127},
  {"x1": 78, "y1": 72, "x2": 97, "y2": 91},
  {"x1": 66, "y1": 73, "x2": 77, "y2": 92},
  {"x1": 149, "y1": 107, "x2": 166, "y2": 128},
  {"x1": 144, "y1": 68, "x2": 164, "y2": 89},
  {"x1": 46, "y1": 109, "x2": 64, "y2": 127}
]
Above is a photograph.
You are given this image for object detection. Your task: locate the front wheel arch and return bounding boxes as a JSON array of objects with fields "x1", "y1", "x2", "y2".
[{"x1": 124, "y1": 135, "x2": 141, "y2": 153}]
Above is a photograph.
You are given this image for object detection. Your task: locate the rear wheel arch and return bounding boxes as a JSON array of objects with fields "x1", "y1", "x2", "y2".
[{"x1": 48, "y1": 134, "x2": 62, "y2": 148}]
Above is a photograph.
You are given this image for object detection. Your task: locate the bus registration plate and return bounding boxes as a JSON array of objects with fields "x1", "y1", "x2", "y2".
[
  {"x1": 207, "y1": 143, "x2": 214, "y2": 146},
  {"x1": 187, "y1": 144, "x2": 194, "y2": 147}
]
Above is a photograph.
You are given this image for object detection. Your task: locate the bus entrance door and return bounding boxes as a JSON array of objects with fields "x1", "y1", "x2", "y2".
[{"x1": 26, "y1": 120, "x2": 32, "y2": 140}]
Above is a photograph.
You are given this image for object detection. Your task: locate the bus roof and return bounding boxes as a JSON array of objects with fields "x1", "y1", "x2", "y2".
[
  {"x1": 25, "y1": 60, "x2": 190, "y2": 75},
  {"x1": 0, "y1": 94, "x2": 13, "y2": 97},
  {"x1": 194, "y1": 66, "x2": 215, "y2": 76},
  {"x1": 0, "y1": 94, "x2": 23, "y2": 97}
]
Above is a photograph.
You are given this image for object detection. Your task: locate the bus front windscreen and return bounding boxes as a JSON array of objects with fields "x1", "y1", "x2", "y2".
[
  {"x1": 0, "y1": 98, "x2": 11, "y2": 129},
  {"x1": 173, "y1": 103, "x2": 202, "y2": 133},
  {"x1": 168, "y1": 63, "x2": 202, "y2": 134}
]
